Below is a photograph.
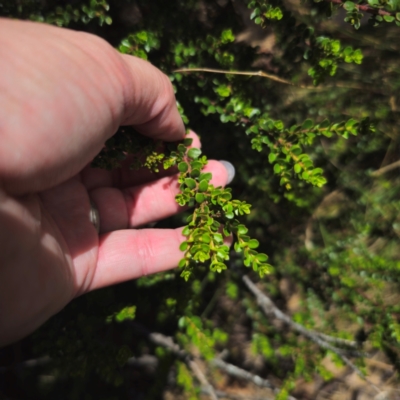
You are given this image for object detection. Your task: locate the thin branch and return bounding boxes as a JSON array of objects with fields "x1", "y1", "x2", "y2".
[
  {"x1": 201, "y1": 387, "x2": 274, "y2": 400},
  {"x1": 326, "y1": 0, "x2": 394, "y2": 16},
  {"x1": 370, "y1": 159, "x2": 400, "y2": 177},
  {"x1": 211, "y1": 358, "x2": 274, "y2": 390},
  {"x1": 211, "y1": 358, "x2": 297, "y2": 400},
  {"x1": 130, "y1": 322, "x2": 291, "y2": 398},
  {"x1": 174, "y1": 67, "x2": 316, "y2": 89},
  {"x1": 242, "y1": 275, "x2": 381, "y2": 394},
  {"x1": 312, "y1": 331, "x2": 357, "y2": 348},
  {"x1": 173, "y1": 68, "x2": 382, "y2": 93},
  {"x1": 190, "y1": 359, "x2": 219, "y2": 400}
]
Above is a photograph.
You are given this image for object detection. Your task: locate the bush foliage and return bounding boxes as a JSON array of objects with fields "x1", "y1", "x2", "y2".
[{"x1": 2, "y1": 0, "x2": 400, "y2": 398}]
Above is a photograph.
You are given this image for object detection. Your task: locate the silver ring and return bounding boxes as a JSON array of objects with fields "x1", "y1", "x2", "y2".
[{"x1": 89, "y1": 200, "x2": 100, "y2": 234}]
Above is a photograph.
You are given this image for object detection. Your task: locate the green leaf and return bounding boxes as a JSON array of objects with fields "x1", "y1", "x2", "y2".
[
  {"x1": 384, "y1": 15, "x2": 395, "y2": 22},
  {"x1": 345, "y1": 118, "x2": 357, "y2": 129},
  {"x1": 115, "y1": 305, "x2": 136, "y2": 322},
  {"x1": 343, "y1": 1, "x2": 356, "y2": 10},
  {"x1": 188, "y1": 148, "x2": 202, "y2": 159},
  {"x1": 199, "y1": 172, "x2": 212, "y2": 181},
  {"x1": 269, "y1": 152, "x2": 277, "y2": 163},
  {"x1": 195, "y1": 193, "x2": 205, "y2": 203},
  {"x1": 301, "y1": 119, "x2": 313, "y2": 130},
  {"x1": 191, "y1": 161, "x2": 203, "y2": 170},
  {"x1": 198, "y1": 180, "x2": 209, "y2": 192},
  {"x1": 180, "y1": 241, "x2": 189, "y2": 251},
  {"x1": 215, "y1": 85, "x2": 231, "y2": 97},
  {"x1": 183, "y1": 138, "x2": 193, "y2": 146},
  {"x1": 237, "y1": 224, "x2": 248, "y2": 235},
  {"x1": 256, "y1": 253, "x2": 269, "y2": 262},
  {"x1": 184, "y1": 178, "x2": 196, "y2": 189},
  {"x1": 221, "y1": 29, "x2": 235, "y2": 43},
  {"x1": 178, "y1": 162, "x2": 189, "y2": 173},
  {"x1": 191, "y1": 168, "x2": 201, "y2": 178},
  {"x1": 248, "y1": 239, "x2": 259, "y2": 249},
  {"x1": 201, "y1": 233, "x2": 211, "y2": 243}
]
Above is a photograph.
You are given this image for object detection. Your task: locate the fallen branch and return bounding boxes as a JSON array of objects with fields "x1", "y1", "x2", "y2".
[
  {"x1": 211, "y1": 358, "x2": 274, "y2": 390},
  {"x1": 130, "y1": 322, "x2": 293, "y2": 398},
  {"x1": 242, "y1": 275, "x2": 381, "y2": 394},
  {"x1": 201, "y1": 387, "x2": 274, "y2": 400},
  {"x1": 211, "y1": 358, "x2": 297, "y2": 400}
]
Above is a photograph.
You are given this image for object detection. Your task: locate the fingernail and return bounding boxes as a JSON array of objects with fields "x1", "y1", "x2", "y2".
[{"x1": 219, "y1": 160, "x2": 235, "y2": 184}]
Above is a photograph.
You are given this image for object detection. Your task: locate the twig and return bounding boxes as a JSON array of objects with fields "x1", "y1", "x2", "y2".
[
  {"x1": 173, "y1": 68, "x2": 381, "y2": 93},
  {"x1": 370, "y1": 159, "x2": 400, "y2": 177},
  {"x1": 312, "y1": 331, "x2": 357, "y2": 348},
  {"x1": 242, "y1": 275, "x2": 381, "y2": 393},
  {"x1": 201, "y1": 387, "x2": 274, "y2": 400},
  {"x1": 211, "y1": 358, "x2": 297, "y2": 400},
  {"x1": 174, "y1": 67, "x2": 316, "y2": 89},
  {"x1": 211, "y1": 358, "x2": 274, "y2": 390}
]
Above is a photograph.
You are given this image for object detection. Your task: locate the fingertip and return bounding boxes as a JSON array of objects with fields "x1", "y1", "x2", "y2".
[
  {"x1": 219, "y1": 160, "x2": 235, "y2": 184},
  {"x1": 186, "y1": 130, "x2": 201, "y2": 149},
  {"x1": 204, "y1": 160, "x2": 232, "y2": 187}
]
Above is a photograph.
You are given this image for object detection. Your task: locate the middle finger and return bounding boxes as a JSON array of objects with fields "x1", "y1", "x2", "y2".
[{"x1": 88, "y1": 160, "x2": 229, "y2": 233}]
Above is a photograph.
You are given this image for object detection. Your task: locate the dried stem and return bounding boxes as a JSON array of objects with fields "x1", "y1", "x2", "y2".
[{"x1": 173, "y1": 68, "x2": 381, "y2": 93}]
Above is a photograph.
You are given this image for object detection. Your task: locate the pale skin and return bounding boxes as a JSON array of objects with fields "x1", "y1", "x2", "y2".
[{"x1": 0, "y1": 19, "x2": 229, "y2": 346}]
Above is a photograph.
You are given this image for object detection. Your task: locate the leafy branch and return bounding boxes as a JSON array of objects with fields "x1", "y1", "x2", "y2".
[
  {"x1": 93, "y1": 128, "x2": 272, "y2": 280},
  {"x1": 326, "y1": 0, "x2": 396, "y2": 16},
  {"x1": 323, "y1": 0, "x2": 400, "y2": 28}
]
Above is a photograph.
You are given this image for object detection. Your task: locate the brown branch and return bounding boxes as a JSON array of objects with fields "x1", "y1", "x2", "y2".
[
  {"x1": 242, "y1": 275, "x2": 381, "y2": 394},
  {"x1": 174, "y1": 67, "x2": 316, "y2": 89},
  {"x1": 130, "y1": 322, "x2": 290, "y2": 398},
  {"x1": 173, "y1": 68, "x2": 385, "y2": 93},
  {"x1": 190, "y1": 359, "x2": 219, "y2": 400},
  {"x1": 326, "y1": 0, "x2": 394, "y2": 16},
  {"x1": 201, "y1": 388, "x2": 274, "y2": 400},
  {"x1": 211, "y1": 358, "x2": 297, "y2": 400},
  {"x1": 370, "y1": 159, "x2": 400, "y2": 177}
]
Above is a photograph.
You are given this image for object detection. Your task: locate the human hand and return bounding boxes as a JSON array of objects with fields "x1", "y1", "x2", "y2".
[{"x1": 0, "y1": 19, "x2": 230, "y2": 345}]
